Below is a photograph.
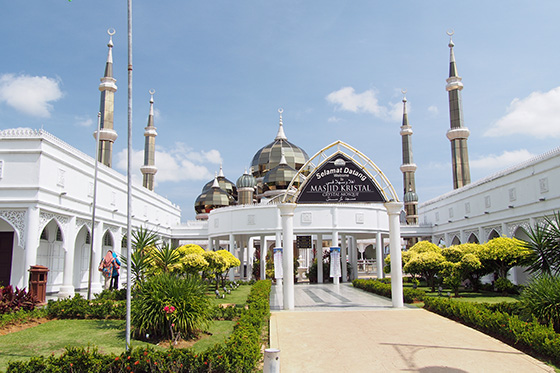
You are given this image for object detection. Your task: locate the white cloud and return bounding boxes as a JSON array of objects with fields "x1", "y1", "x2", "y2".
[
  {"x1": 326, "y1": 87, "x2": 401, "y2": 121},
  {"x1": 470, "y1": 149, "x2": 536, "y2": 171},
  {"x1": 75, "y1": 116, "x2": 94, "y2": 128},
  {"x1": 115, "y1": 143, "x2": 220, "y2": 185},
  {"x1": 427, "y1": 106, "x2": 439, "y2": 115},
  {"x1": 327, "y1": 116, "x2": 341, "y2": 123},
  {"x1": 485, "y1": 87, "x2": 560, "y2": 138},
  {"x1": 0, "y1": 74, "x2": 62, "y2": 117}
]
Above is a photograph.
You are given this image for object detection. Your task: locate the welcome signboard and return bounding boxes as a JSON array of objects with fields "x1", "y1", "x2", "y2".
[{"x1": 296, "y1": 153, "x2": 386, "y2": 203}]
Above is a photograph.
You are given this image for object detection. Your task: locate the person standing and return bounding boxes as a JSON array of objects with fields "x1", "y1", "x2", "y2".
[
  {"x1": 110, "y1": 251, "x2": 121, "y2": 290},
  {"x1": 100, "y1": 250, "x2": 115, "y2": 290}
]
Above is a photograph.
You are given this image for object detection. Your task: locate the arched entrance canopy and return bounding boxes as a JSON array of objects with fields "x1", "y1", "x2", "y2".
[{"x1": 281, "y1": 141, "x2": 399, "y2": 204}]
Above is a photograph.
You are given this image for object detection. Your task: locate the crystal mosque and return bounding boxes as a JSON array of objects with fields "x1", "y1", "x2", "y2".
[{"x1": 1, "y1": 32, "x2": 559, "y2": 309}]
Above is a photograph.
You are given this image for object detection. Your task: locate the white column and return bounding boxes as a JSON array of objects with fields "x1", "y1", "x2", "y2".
[
  {"x1": 385, "y1": 201, "x2": 404, "y2": 308},
  {"x1": 24, "y1": 206, "x2": 40, "y2": 286},
  {"x1": 350, "y1": 236, "x2": 358, "y2": 281},
  {"x1": 59, "y1": 216, "x2": 77, "y2": 298},
  {"x1": 340, "y1": 234, "x2": 347, "y2": 283},
  {"x1": 274, "y1": 232, "x2": 283, "y2": 289},
  {"x1": 247, "y1": 237, "x2": 254, "y2": 280},
  {"x1": 316, "y1": 233, "x2": 323, "y2": 284},
  {"x1": 376, "y1": 231, "x2": 383, "y2": 279},
  {"x1": 332, "y1": 230, "x2": 340, "y2": 285},
  {"x1": 207, "y1": 236, "x2": 213, "y2": 251},
  {"x1": 240, "y1": 241, "x2": 247, "y2": 280},
  {"x1": 260, "y1": 235, "x2": 266, "y2": 280},
  {"x1": 279, "y1": 203, "x2": 296, "y2": 310},
  {"x1": 228, "y1": 234, "x2": 236, "y2": 281},
  {"x1": 91, "y1": 221, "x2": 104, "y2": 293}
]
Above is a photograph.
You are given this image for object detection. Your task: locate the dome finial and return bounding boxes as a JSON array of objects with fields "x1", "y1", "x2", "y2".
[
  {"x1": 447, "y1": 29, "x2": 454, "y2": 48},
  {"x1": 401, "y1": 89, "x2": 407, "y2": 103},
  {"x1": 212, "y1": 172, "x2": 220, "y2": 188},
  {"x1": 275, "y1": 108, "x2": 287, "y2": 140},
  {"x1": 107, "y1": 28, "x2": 115, "y2": 47},
  {"x1": 218, "y1": 164, "x2": 225, "y2": 178}
]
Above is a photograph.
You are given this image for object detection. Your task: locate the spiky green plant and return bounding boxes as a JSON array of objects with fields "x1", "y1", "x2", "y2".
[
  {"x1": 131, "y1": 273, "x2": 211, "y2": 340},
  {"x1": 520, "y1": 274, "x2": 560, "y2": 332}
]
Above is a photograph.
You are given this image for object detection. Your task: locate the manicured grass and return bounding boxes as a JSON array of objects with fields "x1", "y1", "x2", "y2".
[
  {"x1": 208, "y1": 284, "x2": 251, "y2": 307},
  {"x1": 191, "y1": 320, "x2": 235, "y2": 353},
  {"x1": 0, "y1": 319, "x2": 159, "y2": 371},
  {"x1": 403, "y1": 282, "x2": 520, "y2": 303}
]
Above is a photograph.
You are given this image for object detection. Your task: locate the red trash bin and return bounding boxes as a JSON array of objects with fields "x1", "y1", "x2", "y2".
[{"x1": 28, "y1": 265, "x2": 49, "y2": 304}]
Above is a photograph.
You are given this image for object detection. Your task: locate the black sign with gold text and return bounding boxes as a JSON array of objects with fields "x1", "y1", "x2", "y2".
[{"x1": 296, "y1": 153, "x2": 385, "y2": 203}]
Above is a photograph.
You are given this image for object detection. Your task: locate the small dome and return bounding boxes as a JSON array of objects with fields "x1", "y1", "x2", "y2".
[
  {"x1": 202, "y1": 166, "x2": 237, "y2": 199},
  {"x1": 262, "y1": 154, "x2": 298, "y2": 192},
  {"x1": 236, "y1": 170, "x2": 257, "y2": 189},
  {"x1": 404, "y1": 191, "x2": 419, "y2": 203},
  {"x1": 195, "y1": 178, "x2": 234, "y2": 214},
  {"x1": 250, "y1": 111, "x2": 309, "y2": 178}
]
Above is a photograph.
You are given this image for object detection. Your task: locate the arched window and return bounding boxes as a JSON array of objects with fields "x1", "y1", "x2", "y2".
[
  {"x1": 85, "y1": 231, "x2": 91, "y2": 244},
  {"x1": 467, "y1": 233, "x2": 479, "y2": 243},
  {"x1": 56, "y1": 227, "x2": 63, "y2": 242},
  {"x1": 121, "y1": 235, "x2": 127, "y2": 248},
  {"x1": 40, "y1": 228, "x2": 48, "y2": 241},
  {"x1": 103, "y1": 232, "x2": 113, "y2": 247}
]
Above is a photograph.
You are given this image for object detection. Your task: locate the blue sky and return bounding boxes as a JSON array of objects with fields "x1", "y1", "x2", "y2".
[{"x1": 1, "y1": 1, "x2": 560, "y2": 221}]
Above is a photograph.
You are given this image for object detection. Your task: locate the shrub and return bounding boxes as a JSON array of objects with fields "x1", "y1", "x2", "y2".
[
  {"x1": 132, "y1": 273, "x2": 211, "y2": 340},
  {"x1": 520, "y1": 275, "x2": 560, "y2": 332},
  {"x1": 7, "y1": 280, "x2": 273, "y2": 373},
  {"x1": 0, "y1": 308, "x2": 47, "y2": 328},
  {"x1": 424, "y1": 297, "x2": 560, "y2": 366},
  {"x1": 0, "y1": 286, "x2": 38, "y2": 314},
  {"x1": 46, "y1": 294, "x2": 125, "y2": 320},
  {"x1": 494, "y1": 277, "x2": 517, "y2": 294},
  {"x1": 352, "y1": 279, "x2": 425, "y2": 303}
]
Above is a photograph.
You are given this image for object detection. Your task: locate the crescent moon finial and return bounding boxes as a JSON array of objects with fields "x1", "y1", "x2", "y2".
[
  {"x1": 401, "y1": 89, "x2": 407, "y2": 95},
  {"x1": 278, "y1": 108, "x2": 283, "y2": 114},
  {"x1": 446, "y1": 29, "x2": 454, "y2": 37},
  {"x1": 107, "y1": 28, "x2": 116, "y2": 36},
  {"x1": 149, "y1": 89, "x2": 156, "y2": 95}
]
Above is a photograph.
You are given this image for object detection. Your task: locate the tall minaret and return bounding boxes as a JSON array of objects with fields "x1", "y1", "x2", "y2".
[
  {"x1": 399, "y1": 90, "x2": 418, "y2": 225},
  {"x1": 446, "y1": 30, "x2": 471, "y2": 189},
  {"x1": 141, "y1": 90, "x2": 158, "y2": 191},
  {"x1": 94, "y1": 29, "x2": 118, "y2": 167}
]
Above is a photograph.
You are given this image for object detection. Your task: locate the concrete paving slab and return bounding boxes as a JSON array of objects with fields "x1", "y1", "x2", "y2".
[{"x1": 269, "y1": 283, "x2": 554, "y2": 372}]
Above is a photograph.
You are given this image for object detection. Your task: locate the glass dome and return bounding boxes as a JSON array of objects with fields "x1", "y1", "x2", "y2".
[
  {"x1": 195, "y1": 180, "x2": 235, "y2": 214},
  {"x1": 250, "y1": 111, "x2": 309, "y2": 178}
]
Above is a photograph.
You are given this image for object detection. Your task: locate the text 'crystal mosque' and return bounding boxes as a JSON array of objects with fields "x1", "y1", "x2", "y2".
[{"x1": 1, "y1": 32, "x2": 559, "y2": 310}]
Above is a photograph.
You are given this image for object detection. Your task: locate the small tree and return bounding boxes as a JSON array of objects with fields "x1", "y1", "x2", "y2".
[
  {"x1": 479, "y1": 237, "x2": 532, "y2": 279},
  {"x1": 216, "y1": 250, "x2": 241, "y2": 286},
  {"x1": 403, "y1": 250, "x2": 445, "y2": 292},
  {"x1": 203, "y1": 251, "x2": 228, "y2": 289},
  {"x1": 175, "y1": 244, "x2": 208, "y2": 275},
  {"x1": 148, "y1": 243, "x2": 181, "y2": 275},
  {"x1": 441, "y1": 245, "x2": 482, "y2": 296}
]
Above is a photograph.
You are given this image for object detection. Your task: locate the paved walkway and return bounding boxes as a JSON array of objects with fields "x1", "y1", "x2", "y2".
[{"x1": 269, "y1": 283, "x2": 554, "y2": 372}]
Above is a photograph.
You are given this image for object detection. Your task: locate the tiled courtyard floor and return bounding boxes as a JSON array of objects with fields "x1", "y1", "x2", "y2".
[{"x1": 269, "y1": 283, "x2": 554, "y2": 372}]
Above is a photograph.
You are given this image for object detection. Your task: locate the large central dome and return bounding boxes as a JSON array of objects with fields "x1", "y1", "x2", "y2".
[{"x1": 250, "y1": 110, "x2": 309, "y2": 178}]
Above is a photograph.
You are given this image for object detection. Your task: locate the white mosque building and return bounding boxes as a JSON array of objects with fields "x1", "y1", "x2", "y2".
[{"x1": 1, "y1": 32, "x2": 559, "y2": 309}]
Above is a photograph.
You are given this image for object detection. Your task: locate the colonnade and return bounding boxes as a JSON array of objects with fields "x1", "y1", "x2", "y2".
[{"x1": 209, "y1": 202, "x2": 405, "y2": 310}]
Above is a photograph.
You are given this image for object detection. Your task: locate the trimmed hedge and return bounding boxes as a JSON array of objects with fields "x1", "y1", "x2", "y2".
[
  {"x1": 424, "y1": 297, "x2": 560, "y2": 366},
  {"x1": 6, "y1": 280, "x2": 272, "y2": 373},
  {"x1": 46, "y1": 294, "x2": 126, "y2": 320},
  {"x1": 0, "y1": 308, "x2": 47, "y2": 329},
  {"x1": 352, "y1": 279, "x2": 425, "y2": 303}
]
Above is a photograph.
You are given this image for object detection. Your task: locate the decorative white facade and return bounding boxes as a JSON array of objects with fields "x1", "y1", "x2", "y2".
[{"x1": 0, "y1": 129, "x2": 181, "y2": 296}]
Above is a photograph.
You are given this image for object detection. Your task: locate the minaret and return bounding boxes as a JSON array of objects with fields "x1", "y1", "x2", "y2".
[
  {"x1": 446, "y1": 30, "x2": 471, "y2": 189},
  {"x1": 141, "y1": 90, "x2": 158, "y2": 191},
  {"x1": 94, "y1": 29, "x2": 118, "y2": 167},
  {"x1": 399, "y1": 90, "x2": 418, "y2": 225}
]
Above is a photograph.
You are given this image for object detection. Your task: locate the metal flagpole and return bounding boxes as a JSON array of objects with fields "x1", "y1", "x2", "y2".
[
  {"x1": 87, "y1": 112, "x2": 102, "y2": 301},
  {"x1": 125, "y1": 0, "x2": 133, "y2": 350}
]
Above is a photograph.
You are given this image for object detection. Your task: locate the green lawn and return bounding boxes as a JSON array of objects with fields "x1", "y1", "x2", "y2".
[
  {"x1": 0, "y1": 319, "x2": 159, "y2": 371},
  {"x1": 0, "y1": 284, "x2": 252, "y2": 371},
  {"x1": 192, "y1": 320, "x2": 235, "y2": 353},
  {"x1": 208, "y1": 284, "x2": 251, "y2": 307}
]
